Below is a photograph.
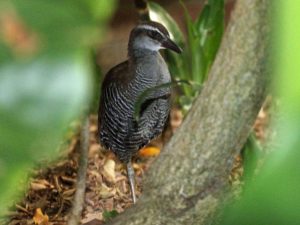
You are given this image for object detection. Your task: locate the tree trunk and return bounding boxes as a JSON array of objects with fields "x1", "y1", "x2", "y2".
[{"x1": 109, "y1": 0, "x2": 269, "y2": 224}]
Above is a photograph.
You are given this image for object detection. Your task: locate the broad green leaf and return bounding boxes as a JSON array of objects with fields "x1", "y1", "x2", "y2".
[
  {"x1": 190, "y1": 39, "x2": 207, "y2": 83},
  {"x1": 195, "y1": 3, "x2": 211, "y2": 43},
  {"x1": 241, "y1": 133, "x2": 262, "y2": 181},
  {"x1": 180, "y1": 1, "x2": 206, "y2": 84},
  {"x1": 195, "y1": 0, "x2": 224, "y2": 78},
  {"x1": 203, "y1": 3, "x2": 224, "y2": 71},
  {"x1": 180, "y1": 0, "x2": 195, "y2": 52},
  {"x1": 178, "y1": 95, "x2": 194, "y2": 114},
  {"x1": 180, "y1": 0, "x2": 195, "y2": 81}
]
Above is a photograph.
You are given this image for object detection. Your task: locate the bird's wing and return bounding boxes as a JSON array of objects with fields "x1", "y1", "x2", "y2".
[
  {"x1": 98, "y1": 61, "x2": 132, "y2": 151},
  {"x1": 130, "y1": 94, "x2": 171, "y2": 148}
]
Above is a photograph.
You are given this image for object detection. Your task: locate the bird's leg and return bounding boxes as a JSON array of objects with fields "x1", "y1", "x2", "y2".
[{"x1": 126, "y1": 160, "x2": 137, "y2": 204}]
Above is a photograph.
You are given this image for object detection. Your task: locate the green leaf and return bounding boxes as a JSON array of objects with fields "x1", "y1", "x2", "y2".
[
  {"x1": 103, "y1": 210, "x2": 119, "y2": 221},
  {"x1": 195, "y1": 3, "x2": 211, "y2": 47},
  {"x1": 180, "y1": 0, "x2": 195, "y2": 52},
  {"x1": 195, "y1": 0, "x2": 224, "y2": 79},
  {"x1": 180, "y1": 1, "x2": 207, "y2": 84},
  {"x1": 241, "y1": 133, "x2": 262, "y2": 181},
  {"x1": 178, "y1": 95, "x2": 194, "y2": 114},
  {"x1": 191, "y1": 40, "x2": 207, "y2": 83}
]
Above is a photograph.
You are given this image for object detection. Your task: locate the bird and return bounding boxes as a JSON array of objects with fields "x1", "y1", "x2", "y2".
[{"x1": 98, "y1": 21, "x2": 182, "y2": 203}]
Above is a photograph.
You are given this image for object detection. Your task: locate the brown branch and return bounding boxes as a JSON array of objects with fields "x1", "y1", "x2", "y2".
[
  {"x1": 108, "y1": 0, "x2": 270, "y2": 224},
  {"x1": 68, "y1": 117, "x2": 89, "y2": 225}
]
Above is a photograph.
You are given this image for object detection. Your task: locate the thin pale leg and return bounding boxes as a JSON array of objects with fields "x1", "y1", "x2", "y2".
[{"x1": 126, "y1": 161, "x2": 137, "y2": 204}]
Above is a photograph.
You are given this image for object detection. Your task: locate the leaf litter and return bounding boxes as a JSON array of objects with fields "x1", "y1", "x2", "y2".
[{"x1": 6, "y1": 104, "x2": 269, "y2": 225}]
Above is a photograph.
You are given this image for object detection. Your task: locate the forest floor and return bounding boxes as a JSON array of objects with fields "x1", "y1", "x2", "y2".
[{"x1": 5, "y1": 100, "x2": 270, "y2": 225}]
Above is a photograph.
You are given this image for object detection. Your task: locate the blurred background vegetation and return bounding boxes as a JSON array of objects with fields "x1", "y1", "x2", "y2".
[
  {"x1": 0, "y1": 0, "x2": 116, "y2": 213},
  {"x1": 0, "y1": 0, "x2": 299, "y2": 224}
]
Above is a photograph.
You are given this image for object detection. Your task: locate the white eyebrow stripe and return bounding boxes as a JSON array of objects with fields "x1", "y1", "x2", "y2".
[{"x1": 136, "y1": 24, "x2": 165, "y2": 37}]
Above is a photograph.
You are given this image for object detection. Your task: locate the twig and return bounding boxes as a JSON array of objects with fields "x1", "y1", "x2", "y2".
[
  {"x1": 15, "y1": 204, "x2": 30, "y2": 215},
  {"x1": 67, "y1": 117, "x2": 89, "y2": 225}
]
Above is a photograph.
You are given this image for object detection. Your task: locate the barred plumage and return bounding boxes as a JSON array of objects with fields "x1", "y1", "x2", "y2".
[
  {"x1": 99, "y1": 54, "x2": 171, "y2": 162},
  {"x1": 98, "y1": 21, "x2": 182, "y2": 203}
]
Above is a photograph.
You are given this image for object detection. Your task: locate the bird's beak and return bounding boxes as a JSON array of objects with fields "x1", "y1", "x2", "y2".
[{"x1": 162, "y1": 38, "x2": 182, "y2": 54}]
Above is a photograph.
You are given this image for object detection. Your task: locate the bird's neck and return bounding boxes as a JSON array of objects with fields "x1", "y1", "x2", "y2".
[{"x1": 128, "y1": 47, "x2": 159, "y2": 62}]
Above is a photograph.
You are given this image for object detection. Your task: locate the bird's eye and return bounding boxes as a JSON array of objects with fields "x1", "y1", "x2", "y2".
[{"x1": 149, "y1": 31, "x2": 163, "y2": 40}]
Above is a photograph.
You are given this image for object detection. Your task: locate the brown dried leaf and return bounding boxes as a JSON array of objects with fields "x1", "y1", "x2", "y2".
[
  {"x1": 60, "y1": 176, "x2": 76, "y2": 184},
  {"x1": 99, "y1": 184, "x2": 116, "y2": 199},
  {"x1": 30, "y1": 179, "x2": 52, "y2": 190},
  {"x1": 81, "y1": 212, "x2": 103, "y2": 224},
  {"x1": 89, "y1": 124, "x2": 98, "y2": 132},
  {"x1": 62, "y1": 188, "x2": 76, "y2": 197},
  {"x1": 89, "y1": 143, "x2": 100, "y2": 156},
  {"x1": 89, "y1": 170, "x2": 101, "y2": 179},
  {"x1": 103, "y1": 198, "x2": 114, "y2": 211},
  {"x1": 102, "y1": 159, "x2": 116, "y2": 183},
  {"x1": 170, "y1": 108, "x2": 183, "y2": 131}
]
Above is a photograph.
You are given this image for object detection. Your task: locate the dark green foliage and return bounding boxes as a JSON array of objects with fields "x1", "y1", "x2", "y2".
[
  {"x1": 241, "y1": 133, "x2": 262, "y2": 181},
  {"x1": 103, "y1": 209, "x2": 119, "y2": 221}
]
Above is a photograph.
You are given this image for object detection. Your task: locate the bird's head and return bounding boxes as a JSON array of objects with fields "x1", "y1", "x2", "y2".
[{"x1": 128, "y1": 21, "x2": 182, "y2": 54}]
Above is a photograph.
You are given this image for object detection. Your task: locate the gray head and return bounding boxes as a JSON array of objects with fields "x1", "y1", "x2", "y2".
[{"x1": 128, "y1": 21, "x2": 182, "y2": 55}]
